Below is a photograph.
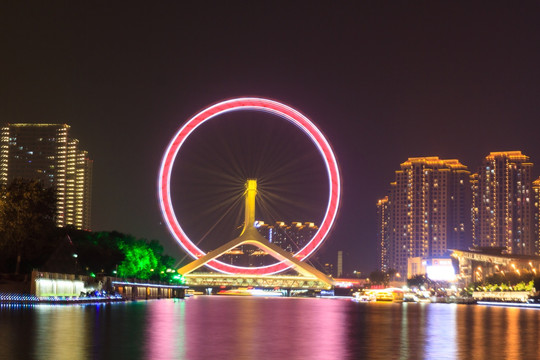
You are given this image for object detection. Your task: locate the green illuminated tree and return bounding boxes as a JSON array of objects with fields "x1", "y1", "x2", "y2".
[
  {"x1": 65, "y1": 229, "x2": 179, "y2": 282},
  {"x1": 117, "y1": 238, "x2": 159, "y2": 279}
]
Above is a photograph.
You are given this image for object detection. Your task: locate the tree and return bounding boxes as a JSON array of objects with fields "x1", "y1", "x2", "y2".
[
  {"x1": 387, "y1": 268, "x2": 398, "y2": 281},
  {"x1": 117, "y1": 237, "x2": 159, "y2": 279},
  {"x1": 407, "y1": 275, "x2": 428, "y2": 288},
  {"x1": 60, "y1": 229, "x2": 180, "y2": 281},
  {"x1": 0, "y1": 179, "x2": 56, "y2": 273},
  {"x1": 65, "y1": 230, "x2": 125, "y2": 276},
  {"x1": 368, "y1": 270, "x2": 388, "y2": 285}
]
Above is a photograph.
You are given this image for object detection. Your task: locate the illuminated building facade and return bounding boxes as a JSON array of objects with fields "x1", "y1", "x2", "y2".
[
  {"x1": 221, "y1": 221, "x2": 319, "y2": 267},
  {"x1": 534, "y1": 177, "x2": 540, "y2": 255},
  {"x1": 0, "y1": 124, "x2": 92, "y2": 230},
  {"x1": 470, "y1": 173, "x2": 480, "y2": 248},
  {"x1": 382, "y1": 157, "x2": 471, "y2": 275},
  {"x1": 323, "y1": 262, "x2": 334, "y2": 277},
  {"x1": 337, "y1": 250, "x2": 343, "y2": 277},
  {"x1": 376, "y1": 196, "x2": 390, "y2": 272},
  {"x1": 472, "y1": 151, "x2": 534, "y2": 255},
  {"x1": 254, "y1": 221, "x2": 318, "y2": 253}
]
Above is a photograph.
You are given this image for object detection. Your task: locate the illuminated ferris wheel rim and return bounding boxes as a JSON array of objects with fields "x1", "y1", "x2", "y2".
[{"x1": 158, "y1": 97, "x2": 341, "y2": 275}]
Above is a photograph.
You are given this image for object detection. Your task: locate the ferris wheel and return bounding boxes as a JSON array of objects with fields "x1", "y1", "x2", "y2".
[{"x1": 158, "y1": 97, "x2": 341, "y2": 275}]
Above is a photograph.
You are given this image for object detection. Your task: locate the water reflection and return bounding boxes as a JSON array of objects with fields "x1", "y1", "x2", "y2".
[
  {"x1": 505, "y1": 308, "x2": 519, "y2": 359},
  {"x1": 455, "y1": 305, "x2": 540, "y2": 360},
  {"x1": 180, "y1": 297, "x2": 348, "y2": 360},
  {"x1": 34, "y1": 305, "x2": 90, "y2": 360},
  {"x1": 0, "y1": 304, "x2": 37, "y2": 359},
  {"x1": 3, "y1": 299, "x2": 540, "y2": 359},
  {"x1": 424, "y1": 304, "x2": 456, "y2": 359},
  {"x1": 400, "y1": 304, "x2": 409, "y2": 358},
  {"x1": 145, "y1": 299, "x2": 186, "y2": 359}
]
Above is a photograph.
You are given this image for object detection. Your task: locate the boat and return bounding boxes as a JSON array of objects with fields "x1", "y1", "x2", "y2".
[
  {"x1": 217, "y1": 287, "x2": 283, "y2": 297},
  {"x1": 361, "y1": 288, "x2": 404, "y2": 302},
  {"x1": 353, "y1": 291, "x2": 376, "y2": 302}
]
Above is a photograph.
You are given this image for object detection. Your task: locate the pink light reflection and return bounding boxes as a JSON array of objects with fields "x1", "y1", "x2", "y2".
[{"x1": 144, "y1": 300, "x2": 186, "y2": 360}]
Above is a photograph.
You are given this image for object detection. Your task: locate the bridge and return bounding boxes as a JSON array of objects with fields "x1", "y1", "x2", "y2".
[{"x1": 184, "y1": 273, "x2": 332, "y2": 290}]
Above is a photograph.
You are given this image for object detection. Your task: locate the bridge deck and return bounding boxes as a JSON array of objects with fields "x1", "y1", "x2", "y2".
[{"x1": 185, "y1": 273, "x2": 333, "y2": 290}]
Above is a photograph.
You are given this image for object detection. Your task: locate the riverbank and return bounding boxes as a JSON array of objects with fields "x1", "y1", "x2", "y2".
[
  {"x1": 1, "y1": 270, "x2": 187, "y2": 304},
  {"x1": 0, "y1": 291, "x2": 126, "y2": 305},
  {"x1": 477, "y1": 300, "x2": 540, "y2": 309}
]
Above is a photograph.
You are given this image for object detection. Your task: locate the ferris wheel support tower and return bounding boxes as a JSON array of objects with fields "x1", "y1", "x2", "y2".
[{"x1": 177, "y1": 179, "x2": 333, "y2": 285}]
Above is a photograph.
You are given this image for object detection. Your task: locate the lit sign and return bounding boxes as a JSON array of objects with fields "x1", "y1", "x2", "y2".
[{"x1": 426, "y1": 264, "x2": 456, "y2": 281}]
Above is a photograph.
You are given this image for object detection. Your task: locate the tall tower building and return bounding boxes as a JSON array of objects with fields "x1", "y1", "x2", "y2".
[
  {"x1": 533, "y1": 177, "x2": 540, "y2": 255},
  {"x1": 0, "y1": 124, "x2": 92, "y2": 230},
  {"x1": 376, "y1": 196, "x2": 390, "y2": 272},
  {"x1": 382, "y1": 157, "x2": 471, "y2": 275},
  {"x1": 472, "y1": 151, "x2": 533, "y2": 255},
  {"x1": 470, "y1": 173, "x2": 480, "y2": 249},
  {"x1": 337, "y1": 250, "x2": 343, "y2": 277}
]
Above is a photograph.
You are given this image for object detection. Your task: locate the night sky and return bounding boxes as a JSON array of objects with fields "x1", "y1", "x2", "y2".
[{"x1": 2, "y1": 2, "x2": 540, "y2": 273}]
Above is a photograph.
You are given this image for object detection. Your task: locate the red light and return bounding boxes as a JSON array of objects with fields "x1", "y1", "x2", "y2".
[{"x1": 158, "y1": 98, "x2": 341, "y2": 275}]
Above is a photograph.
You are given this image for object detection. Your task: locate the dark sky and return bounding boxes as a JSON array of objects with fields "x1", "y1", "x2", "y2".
[{"x1": 2, "y1": 2, "x2": 540, "y2": 273}]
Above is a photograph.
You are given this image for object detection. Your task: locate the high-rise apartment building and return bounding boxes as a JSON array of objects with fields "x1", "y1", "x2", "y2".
[
  {"x1": 380, "y1": 157, "x2": 471, "y2": 275},
  {"x1": 533, "y1": 177, "x2": 540, "y2": 255},
  {"x1": 376, "y1": 196, "x2": 390, "y2": 272},
  {"x1": 470, "y1": 173, "x2": 480, "y2": 248},
  {"x1": 337, "y1": 250, "x2": 343, "y2": 277},
  {"x1": 0, "y1": 124, "x2": 92, "y2": 230},
  {"x1": 472, "y1": 151, "x2": 534, "y2": 255},
  {"x1": 256, "y1": 221, "x2": 318, "y2": 253},
  {"x1": 221, "y1": 221, "x2": 319, "y2": 266}
]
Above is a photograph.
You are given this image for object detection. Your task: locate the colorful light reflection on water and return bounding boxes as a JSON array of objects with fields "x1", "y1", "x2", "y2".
[{"x1": 1, "y1": 298, "x2": 540, "y2": 359}]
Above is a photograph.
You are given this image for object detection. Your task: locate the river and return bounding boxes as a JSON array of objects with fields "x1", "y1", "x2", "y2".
[{"x1": 1, "y1": 296, "x2": 540, "y2": 360}]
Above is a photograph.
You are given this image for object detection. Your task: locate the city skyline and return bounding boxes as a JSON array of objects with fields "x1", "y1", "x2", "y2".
[
  {"x1": 378, "y1": 152, "x2": 540, "y2": 277},
  {"x1": 2, "y1": 2, "x2": 540, "y2": 272}
]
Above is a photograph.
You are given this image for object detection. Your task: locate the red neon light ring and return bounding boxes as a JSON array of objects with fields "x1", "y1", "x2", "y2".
[{"x1": 158, "y1": 98, "x2": 341, "y2": 275}]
